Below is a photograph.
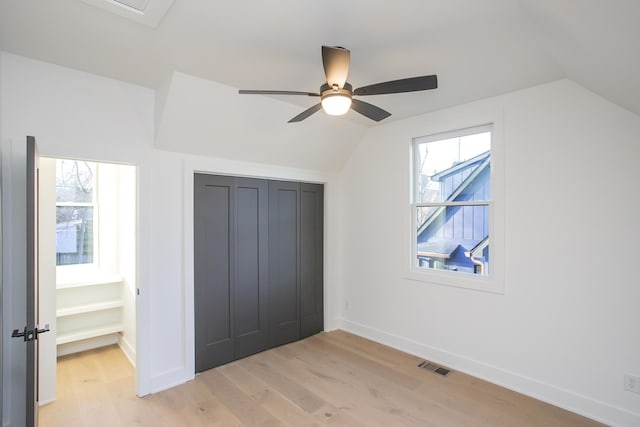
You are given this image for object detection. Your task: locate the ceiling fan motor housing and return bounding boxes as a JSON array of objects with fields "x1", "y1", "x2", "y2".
[{"x1": 320, "y1": 82, "x2": 353, "y2": 99}]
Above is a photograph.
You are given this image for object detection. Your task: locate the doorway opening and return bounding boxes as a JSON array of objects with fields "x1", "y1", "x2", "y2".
[{"x1": 38, "y1": 157, "x2": 137, "y2": 407}]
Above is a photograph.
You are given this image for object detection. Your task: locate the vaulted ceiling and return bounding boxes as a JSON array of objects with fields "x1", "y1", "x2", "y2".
[{"x1": 1, "y1": 0, "x2": 638, "y2": 170}]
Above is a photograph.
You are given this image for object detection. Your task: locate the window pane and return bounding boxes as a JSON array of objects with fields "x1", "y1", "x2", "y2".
[
  {"x1": 56, "y1": 206, "x2": 94, "y2": 266},
  {"x1": 416, "y1": 131, "x2": 491, "y2": 203},
  {"x1": 56, "y1": 160, "x2": 95, "y2": 203},
  {"x1": 416, "y1": 206, "x2": 489, "y2": 275}
]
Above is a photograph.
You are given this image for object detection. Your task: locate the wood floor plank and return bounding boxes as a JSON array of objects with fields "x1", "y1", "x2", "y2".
[
  {"x1": 236, "y1": 351, "x2": 327, "y2": 414},
  {"x1": 218, "y1": 362, "x2": 320, "y2": 427},
  {"x1": 306, "y1": 334, "x2": 424, "y2": 390},
  {"x1": 199, "y1": 368, "x2": 284, "y2": 427},
  {"x1": 239, "y1": 349, "x2": 368, "y2": 427},
  {"x1": 145, "y1": 379, "x2": 243, "y2": 426},
  {"x1": 40, "y1": 332, "x2": 605, "y2": 427}
]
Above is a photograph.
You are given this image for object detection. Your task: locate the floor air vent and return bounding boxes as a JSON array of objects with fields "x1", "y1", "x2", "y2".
[{"x1": 418, "y1": 361, "x2": 451, "y2": 377}]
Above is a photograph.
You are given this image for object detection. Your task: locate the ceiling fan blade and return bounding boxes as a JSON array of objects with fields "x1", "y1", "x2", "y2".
[
  {"x1": 288, "y1": 103, "x2": 323, "y2": 123},
  {"x1": 239, "y1": 90, "x2": 320, "y2": 96},
  {"x1": 350, "y1": 99, "x2": 391, "y2": 122},
  {"x1": 353, "y1": 75, "x2": 438, "y2": 96},
  {"x1": 322, "y1": 46, "x2": 350, "y2": 89}
]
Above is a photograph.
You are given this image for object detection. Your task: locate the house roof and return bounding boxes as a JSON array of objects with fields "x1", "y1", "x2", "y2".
[
  {"x1": 417, "y1": 154, "x2": 490, "y2": 237},
  {"x1": 465, "y1": 236, "x2": 490, "y2": 258},
  {"x1": 416, "y1": 241, "x2": 460, "y2": 260},
  {"x1": 431, "y1": 151, "x2": 490, "y2": 182},
  {"x1": 1, "y1": 1, "x2": 638, "y2": 170}
]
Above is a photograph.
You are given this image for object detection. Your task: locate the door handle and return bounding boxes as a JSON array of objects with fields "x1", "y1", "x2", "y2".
[
  {"x1": 11, "y1": 324, "x2": 50, "y2": 342},
  {"x1": 12, "y1": 327, "x2": 34, "y2": 342},
  {"x1": 35, "y1": 324, "x2": 50, "y2": 338}
]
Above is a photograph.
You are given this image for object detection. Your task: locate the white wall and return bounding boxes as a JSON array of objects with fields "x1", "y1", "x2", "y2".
[
  {"x1": 155, "y1": 71, "x2": 366, "y2": 172},
  {"x1": 337, "y1": 79, "x2": 640, "y2": 426}
]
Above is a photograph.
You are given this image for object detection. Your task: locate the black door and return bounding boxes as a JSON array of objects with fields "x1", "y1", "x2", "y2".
[
  {"x1": 235, "y1": 178, "x2": 269, "y2": 359},
  {"x1": 300, "y1": 183, "x2": 323, "y2": 338},
  {"x1": 268, "y1": 180, "x2": 301, "y2": 347},
  {"x1": 194, "y1": 174, "x2": 236, "y2": 371},
  {"x1": 194, "y1": 175, "x2": 269, "y2": 372}
]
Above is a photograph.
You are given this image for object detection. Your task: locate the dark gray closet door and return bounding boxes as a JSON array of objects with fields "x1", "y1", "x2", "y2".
[
  {"x1": 235, "y1": 178, "x2": 269, "y2": 359},
  {"x1": 194, "y1": 174, "x2": 236, "y2": 372},
  {"x1": 195, "y1": 174, "x2": 324, "y2": 371},
  {"x1": 268, "y1": 180, "x2": 301, "y2": 347},
  {"x1": 300, "y1": 183, "x2": 324, "y2": 338}
]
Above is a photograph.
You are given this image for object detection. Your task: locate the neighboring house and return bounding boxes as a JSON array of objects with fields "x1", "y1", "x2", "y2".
[
  {"x1": 416, "y1": 151, "x2": 490, "y2": 274},
  {"x1": 56, "y1": 218, "x2": 93, "y2": 266}
]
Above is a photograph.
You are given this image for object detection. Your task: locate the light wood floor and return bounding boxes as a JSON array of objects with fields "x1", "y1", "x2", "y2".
[{"x1": 40, "y1": 330, "x2": 604, "y2": 426}]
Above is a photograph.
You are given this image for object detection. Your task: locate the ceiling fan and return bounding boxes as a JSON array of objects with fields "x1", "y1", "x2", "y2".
[{"x1": 238, "y1": 46, "x2": 438, "y2": 123}]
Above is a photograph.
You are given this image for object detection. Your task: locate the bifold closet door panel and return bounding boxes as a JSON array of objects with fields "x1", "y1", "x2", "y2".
[
  {"x1": 300, "y1": 183, "x2": 324, "y2": 338},
  {"x1": 235, "y1": 178, "x2": 269, "y2": 359},
  {"x1": 269, "y1": 181, "x2": 301, "y2": 347},
  {"x1": 194, "y1": 174, "x2": 236, "y2": 372}
]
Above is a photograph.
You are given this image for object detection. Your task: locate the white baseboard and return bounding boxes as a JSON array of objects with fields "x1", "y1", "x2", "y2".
[
  {"x1": 338, "y1": 318, "x2": 640, "y2": 427},
  {"x1": 118, "y1": 336, "x2": 136, "y2": 368},
  {"x1": 39, "y1": 398, "x2": 56, "y2": 407},
  {"x1": 150, "y1": 367, "x2": 194, "y2": 394},
  {"x1": 56, "y1": 334, "x2": 119, "y2": 357}
]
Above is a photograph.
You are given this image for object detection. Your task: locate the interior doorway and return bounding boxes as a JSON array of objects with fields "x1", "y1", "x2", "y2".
[{"x1": 38, "y1": 157, "x2": 137, "y2": 405}]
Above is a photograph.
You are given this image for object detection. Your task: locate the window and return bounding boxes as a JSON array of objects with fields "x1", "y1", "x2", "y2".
[
  {"x1": 56, "y1": 159, "x2": 97, "y2": 266},
  {"x1": 411, "y1": 123, "x2": 502, "y2": 291}
]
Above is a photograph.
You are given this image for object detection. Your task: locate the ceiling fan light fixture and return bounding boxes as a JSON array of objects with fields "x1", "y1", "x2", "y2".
[
  {"x1": 321, "y1": 94, "x2": 352, "y2": 116},
  {"x1": 320, "y1": 82, "x2": 353, "y2": 116}
]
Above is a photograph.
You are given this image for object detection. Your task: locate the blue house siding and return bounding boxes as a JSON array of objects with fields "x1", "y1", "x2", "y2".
[
  {"x1": 417, "y1": 153, "x2": 490, "y2": 273},
  {"x1": 419, "y1": 167, "x2": 490, "y2": 243},
  {"x1": 441, "y1": 167, "x2": 475, "y2": 200}
]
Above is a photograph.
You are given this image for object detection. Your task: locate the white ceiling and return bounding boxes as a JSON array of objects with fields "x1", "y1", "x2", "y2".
[{"x1": 1, "y1": 0, "x2": 639, "y2": 169}]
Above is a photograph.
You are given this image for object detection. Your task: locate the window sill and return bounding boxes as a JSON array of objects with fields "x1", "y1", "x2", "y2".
[{"x1": 405, "y1": 269, "x2": 504, "y2": 294}]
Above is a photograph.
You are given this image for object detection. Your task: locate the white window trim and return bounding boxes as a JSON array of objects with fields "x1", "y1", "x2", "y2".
[{"x1": 406, "y1": 113, "x2": 505, "y2": 294}]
